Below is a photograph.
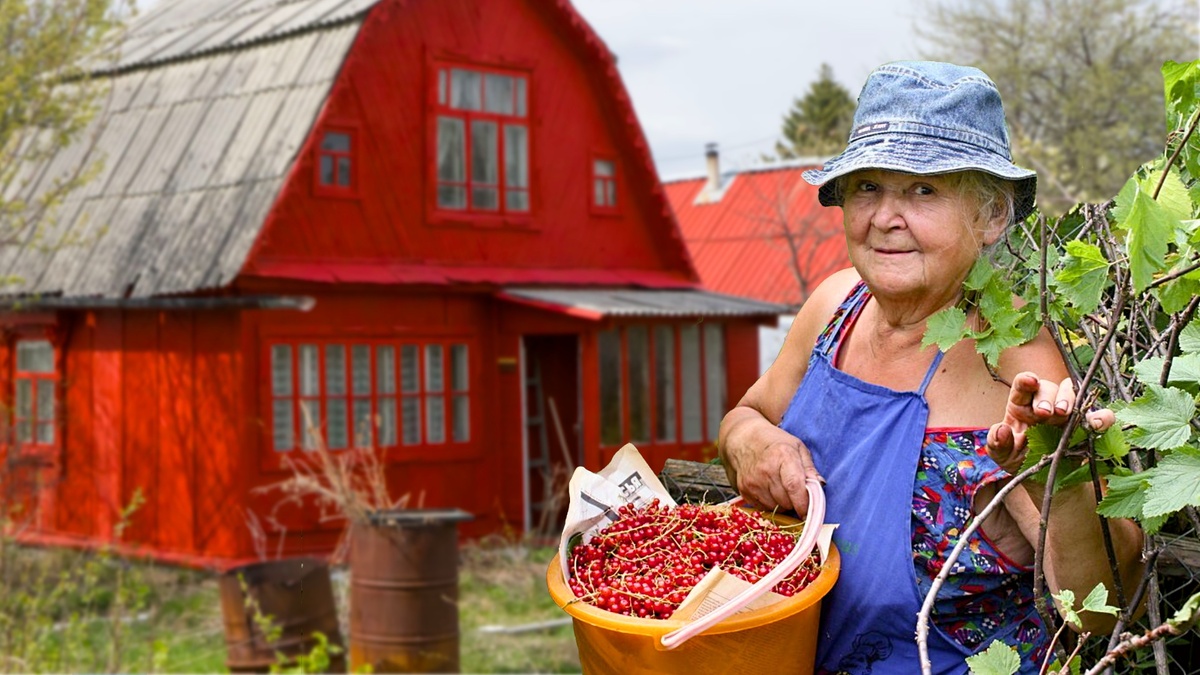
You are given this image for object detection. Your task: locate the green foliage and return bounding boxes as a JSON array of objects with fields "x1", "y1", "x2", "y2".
[
  {"x1": 930, "y1": 57, "x2": 1200, "y2": 670},
  {"x1": 774, "y1": 63, "x2": 856, "y2": 159},
  {"x1": 966, "y1": 640, "x2": 1021, "y2": 675}
]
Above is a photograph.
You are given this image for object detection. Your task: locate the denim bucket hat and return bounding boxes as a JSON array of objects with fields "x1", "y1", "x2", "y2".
[{"x1": 802, "y1": 61, "x2": 1037, "y2": 221}]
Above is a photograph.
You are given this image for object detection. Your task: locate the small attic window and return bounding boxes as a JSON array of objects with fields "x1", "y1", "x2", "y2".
[
  {"x1": 315, "y1": 127, "x2": 357, "y2": 197},
  {"x1": 592, "y1": 158, "x2": 617, "y2": 212}
]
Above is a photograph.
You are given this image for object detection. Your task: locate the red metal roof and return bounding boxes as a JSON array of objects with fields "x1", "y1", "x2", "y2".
[{"x1": 664, "y1": 163, "x2": 850, "y2": 309}]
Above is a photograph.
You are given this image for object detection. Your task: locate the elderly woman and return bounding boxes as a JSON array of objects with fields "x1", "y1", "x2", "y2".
[{"x1": 718, "y1": 62, "x2": 1143, "y2": 674}]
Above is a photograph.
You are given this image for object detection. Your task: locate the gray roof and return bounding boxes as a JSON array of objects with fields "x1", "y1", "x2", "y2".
[
  {"x1": 0, "y1": 0, "x2": 378, "y2": 299},
  {"x1": 499, "y1": 288, "x2": 786, "y2": 319}
]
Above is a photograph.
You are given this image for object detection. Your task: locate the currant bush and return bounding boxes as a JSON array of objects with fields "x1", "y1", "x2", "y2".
[{"x1": 566, "y1": 499, "x2": 822, "y2": 619}]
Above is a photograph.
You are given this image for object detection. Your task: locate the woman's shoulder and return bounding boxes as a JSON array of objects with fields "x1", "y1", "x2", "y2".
[{"x1": 798, "y1": 268, "x2": 862, "y2": 324}]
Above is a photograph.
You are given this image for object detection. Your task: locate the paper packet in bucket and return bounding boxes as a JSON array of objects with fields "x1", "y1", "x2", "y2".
[{"x1": 557, "y1": 443, "x2": 835, "y2": 627}]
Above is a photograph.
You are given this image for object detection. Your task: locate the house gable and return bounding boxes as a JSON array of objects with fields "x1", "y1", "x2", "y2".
[{"x1": 240, "y1": 0, "x2": 698, "y2": 288}]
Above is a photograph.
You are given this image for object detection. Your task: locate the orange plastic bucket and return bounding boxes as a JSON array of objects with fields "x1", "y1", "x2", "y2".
[{"x1": 546, "y1": 539, "x2": 839, "y2": 674}]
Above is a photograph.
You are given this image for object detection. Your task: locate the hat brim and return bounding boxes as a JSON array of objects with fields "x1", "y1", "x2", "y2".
[{"x1": 802, "y1": 133, "x2": 1037, "y2": 222}]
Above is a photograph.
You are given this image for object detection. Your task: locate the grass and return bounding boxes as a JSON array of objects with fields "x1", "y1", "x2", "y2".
[{"x1": 0, "y1": 537, "x2": 578, "y2": 674}]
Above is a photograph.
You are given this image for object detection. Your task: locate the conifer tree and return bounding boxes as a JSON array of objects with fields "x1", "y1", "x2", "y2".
[{"x1": 775, "y1": 63, "x2": 856, "y2": 160}]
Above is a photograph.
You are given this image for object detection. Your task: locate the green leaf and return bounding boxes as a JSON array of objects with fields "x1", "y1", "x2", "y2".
[
  {"x1": 1132, "y1": 354, "x2": 1200, "y2": 389},
  {"x1": 1120, "y1": 182, "x2": 1177, "y2": 293},
  {"x1": 966, "y1": 640, "x2": 1021, "y2": 675},
  {"x1": 1168, "y1": 591, "x2": 1200, "y2": 630},
  {"x1": 1115, "y1": 384, "x2": 1195, "y2": 451},
  {"x1": 1156, "y1": 277, "x2": 1200, "y2": 315},
  {"x1": 974, "y1": 286, "x2": 1026, "y2": 367},
  {"x1": 1148, "y1": 167, "x2": 1194, "y2": 220},
  {"x1": 1054, "y1": 240, "x2": 1110, "y2": 315},
  {"x1": 1143, "y1": 447, "x2": 1200, "y2": 518},
  {"x1": 1054, "y1": 588, "x2": 1082, "y2": 629},
  {"x1": 1180, "y1": 320, "x2": 1200, "y2": 353},
  {"x1": 1081, "y1": 582, "x2": 1119, "y2": 616},
  {"x1": 1094, "y1": 425, "x2": 1130, "y2": 461},
  {"x1": 1097, "y1": 471, "x2": 1155, "y2": 519},
  {"x1": 923, "y1": 306, "x2": 969, "y2": 352},
  {"x1": 1163, "y1": 60, "x2": 1200, "y2": 124}
]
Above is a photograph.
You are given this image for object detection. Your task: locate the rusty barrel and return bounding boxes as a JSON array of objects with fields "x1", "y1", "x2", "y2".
[
  {"x1": 218, "y1": 557, "x2": 346, "y2": 673},
  {"x1": 349, "y1": 509, "x2": 472, "y2": 673}
]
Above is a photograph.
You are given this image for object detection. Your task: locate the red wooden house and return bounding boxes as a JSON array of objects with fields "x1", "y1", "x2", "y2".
[
  {"x1": 664, "y1": 148, "x2": 850, "y2": 372},
  {"x1": 0, "y1": 0, "x2": 781, "y2": 568}
]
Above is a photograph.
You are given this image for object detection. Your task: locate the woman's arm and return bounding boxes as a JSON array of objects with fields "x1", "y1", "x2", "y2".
[
  {"x1": 990, "y1": 332, "x2": 1146, "y2": 634},
  {"x1": 718, "y1": 268, "x2": 858, "y2": 516}
]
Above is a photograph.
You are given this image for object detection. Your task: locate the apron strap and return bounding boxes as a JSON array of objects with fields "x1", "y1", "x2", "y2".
[{"x1": 917, "y1": 350, "x2": 944, "y2": 395}]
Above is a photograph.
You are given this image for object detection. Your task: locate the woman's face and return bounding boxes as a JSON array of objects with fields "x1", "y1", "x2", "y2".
[{"x1": 840, "y1": 169, "x2": 1001, "y2": 306}]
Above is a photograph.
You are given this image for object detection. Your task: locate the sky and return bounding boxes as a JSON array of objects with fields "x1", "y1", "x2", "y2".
[{"x1": 570, "y1": 0, "x2": 928, "y2": 180}]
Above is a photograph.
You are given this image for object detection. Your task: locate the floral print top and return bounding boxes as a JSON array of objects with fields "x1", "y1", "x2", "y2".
[{"x1": 820, "y1": 281, "x2": 1050, "y2": 670}]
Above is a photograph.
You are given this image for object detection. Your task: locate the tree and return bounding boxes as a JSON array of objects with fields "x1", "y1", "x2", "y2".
[
  {"x1": 916, "y1": 0, "x2": 1199, "y2": 214},
  {"x1": 0, "y1": 0, "x2": 129, "y2": 254},
  {"x1": 774, "y1": 63, "x2": 856, "y2": 160}
]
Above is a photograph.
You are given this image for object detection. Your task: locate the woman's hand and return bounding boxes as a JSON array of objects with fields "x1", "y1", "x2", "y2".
[
  {"x1": 985, "y1": 371, "x2": 1116, "y2": 474},
  {"x1": 726, "y1": 436, "x2": 823, "y2": 517}
]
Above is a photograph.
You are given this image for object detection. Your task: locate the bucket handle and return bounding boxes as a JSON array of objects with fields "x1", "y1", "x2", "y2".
[{"x1": 659, "y1": 477, "x2": 826, "y2": 650}]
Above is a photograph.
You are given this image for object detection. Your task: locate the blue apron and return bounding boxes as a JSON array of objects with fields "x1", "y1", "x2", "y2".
[{"x1": 780, "y1": 304, "x2": 973, "y2": 674}]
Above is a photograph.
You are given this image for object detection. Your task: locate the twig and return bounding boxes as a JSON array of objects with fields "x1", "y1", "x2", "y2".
[{"x1": 1083, "y1": 603, "x2": 1200, "y2": 675}]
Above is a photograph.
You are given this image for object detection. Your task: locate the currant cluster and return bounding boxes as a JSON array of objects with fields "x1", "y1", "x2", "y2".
[{"x1": 566, "y1": 499, "x2": 821, "y2": 619}]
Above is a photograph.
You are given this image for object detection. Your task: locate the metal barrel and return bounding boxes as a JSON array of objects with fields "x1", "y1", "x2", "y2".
[
  {"x1": 218, "y1": 557, "x2": 347, "y2": 674},
  {"x1": 349, "y1": 509, "x2": 472, "y2": 674}
]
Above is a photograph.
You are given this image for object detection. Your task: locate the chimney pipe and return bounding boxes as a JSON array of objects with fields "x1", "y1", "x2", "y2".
[{"x1": 704, "y1": 142, "x2": 720, "y2": 193}]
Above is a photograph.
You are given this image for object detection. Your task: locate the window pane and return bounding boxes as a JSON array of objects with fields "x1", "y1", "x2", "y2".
[
  {"x1": 506, "y1": 190, "x2": 529, "y2": 212},
  {"x1": 438, "y1": 68, "x2": 447, "y2": 105},
  {"x1": 654, "y1": 325, "x2": 676, "y2": 442},
  {"x1": 336, "y1": 157, "x2": 351, "y2": 187},
  {"x1": 321, "y1": 131, "x2": 350, "y2": 152},
  {"x1": 353, "y1": 398, "x2": 372, "y2": 448},
  {"x1": 379, "y1": 396, "x2": 397, "y2": 447},
  {"x1": 471, "y1": 120, "x2": 498, "y2": 185},
  {"x1": 704, "y1": 323, "x2": 727, "y2": 442},
  {"x1": 17, "y1": 340, "x2": 54, "y2": 373},
  {"x1": 16, "y1": 379, "x2": 32, "y2": 420},
  {"x1": 453, "y1": 395, "x2": 469, "y2": 442},
  {"x1": 426, "y1": 396, "x2": 445, "y2": 444},
  {"x1": 273, "y1": 400, "x2": 294, "y2": 452},
  {"x1": 401, "y1": 397, "x2": 421, "y2": 445},
  {"x1": 680, "y1": 325, "x2": 702, "y2": 442},
  {"x1": 504, "y1": 124, "x2": 528, "y2": 188},
  {"x1": 606, "y1": 180, "x2": 616, "y2": 207},
  {"x1": 400, "y1": 345, "x2": 419, "y2": 393},
  {"x1": 319, "y1": 155, "x2": 334, "y2": 185},
  {"x1": 473, "y1": 187, "x2": 499, "y2": 210},
  {"x1": 426, "y1": 344, "x2": 444, "y2": 392},
  {"x1": 351, "y1": 345, "x2": 371, "y2": 395},
  {"x1": 17, "y1": 420, "x2": 31, "y2": 443},
  {"x1": 36, "y1": 422, "x2": 53, "y2": 445},
  {"x1": 377, "y1": 346, "x2": 396, "y2": 395},
  {"x1": 594, "y1": 159, "x2": 614, "y2": 178},
  {"x1": 300, "y1": 400, "x2": 321, "y2": 450},
  {"x1": 515, "y1": 77, "x2": 527, "y2": 117},
  {"x1": 271, "y1": 345, "x2": 292, "y2": 396},
  {"x1": 36, "y1": 380, "x2": 53, "y2": 422},
  {"x1": 450, "y1": 345, "x2": 469, "y2": 391},
  {"x1": 326, "y1": 345, "x2": 346, "y2": 396},
  {"x1": 626, "y1": 326, "x2": 650, "y2": 443},
  {"x1": 437, "y1": 116, "x2": 465, "y2": 182},
  {"x1": 450, "y1": 68, "x2": 481, "y2": 110},
  {"x1": 327, "y1": 399, "x2": 347, "y2": 450},
  {"x1": 438, "y1": 185, "x2": 467, "y2": 209},
  {"x1": 484, "y1": 73, "x2": 514, "y2": 115},
  {"x1": 598, "y1": 329, "x2": 622, "y2": 446},
  {"x1": 299, "y1": 345, "x2": 319, "y2": 396},
  {"x1": 594, "y1": 178, "x2": 605, "y2": 207}
]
